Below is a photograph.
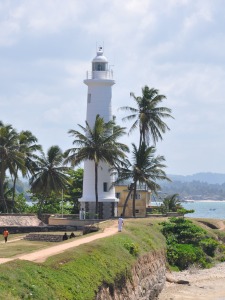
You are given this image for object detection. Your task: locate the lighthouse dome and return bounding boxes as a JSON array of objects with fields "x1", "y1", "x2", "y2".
[
  {"x1": 92, "y1": 47, "x2": 109, "y2": 73},
  {"x1": 92, "y1": 47, "x2": 108, "y2": 63}
]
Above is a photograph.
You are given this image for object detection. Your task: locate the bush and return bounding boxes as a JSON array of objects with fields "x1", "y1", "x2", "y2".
[
  {"x1": 200, "y1": 238, "x2": 219, "y2": 257},
  {"x1": 167, "y1": 243, "x2": 206, "y2": 270},
  {"x1": 161, "y1": 217, "x2": 220, "y2": 270},
  {"x1": 124, "y1": 242, "x2": 139, "y2": 257}
]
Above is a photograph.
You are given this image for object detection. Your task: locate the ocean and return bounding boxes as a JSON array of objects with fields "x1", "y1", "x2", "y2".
[
  {"x1": 152, "y1": 200, "x2": 225, "y2": 219},
  {"x1": 182, "y1": 201, "x2": 225, "y2": 219}
]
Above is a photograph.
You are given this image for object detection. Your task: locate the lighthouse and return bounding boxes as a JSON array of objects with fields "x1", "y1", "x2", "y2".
[{"x1": 79, "y1": 47, "x2": 118, "y2": 219}]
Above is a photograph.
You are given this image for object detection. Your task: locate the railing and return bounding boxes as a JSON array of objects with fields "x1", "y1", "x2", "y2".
[{"x1": 85, "y1": 70, "x2": 114, "y2": 80}]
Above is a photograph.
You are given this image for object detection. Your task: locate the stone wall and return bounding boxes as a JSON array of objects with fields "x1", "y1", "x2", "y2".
[
  {"x1": 96, "y1": 250, "x2": 166, "y2": 300},
  {"x1": 0, "y1": 225, "x2": 78, "y2": 234}
]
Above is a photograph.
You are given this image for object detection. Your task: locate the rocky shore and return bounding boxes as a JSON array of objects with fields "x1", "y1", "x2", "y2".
[{"x1": 158, "y1": 262, "x2": 225, "y2": 300}]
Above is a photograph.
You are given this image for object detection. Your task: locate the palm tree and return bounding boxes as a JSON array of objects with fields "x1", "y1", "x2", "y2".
[
  {"x1": 0, "y1": 122, "x2": 25, "y2": 212},
  {"x1": 115, "y1": 143, "x2": 170, "y2": 217},
  {"x1": 119, "y1": 86, "x2": 173, "y2": 146},
  {"x1": 29, "y1": 145, "x2": 70, "y2": 216},
  {"x1": 64, "y1": 115, "x2": 129, "y2": 216},
  {"x1": 161, "y1": 194, "x2": 181, "y2": 213},
  {"x1": 11, "y1": 130, "x2": 42, "y2": 211}
]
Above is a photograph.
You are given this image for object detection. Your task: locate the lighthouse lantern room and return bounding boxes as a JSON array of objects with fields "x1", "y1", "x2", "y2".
[{"x1": 79, "y1": 47, "x2": 118, "y2": 219}]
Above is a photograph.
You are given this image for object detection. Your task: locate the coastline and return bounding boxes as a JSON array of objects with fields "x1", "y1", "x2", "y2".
[{"x1": 158, "y1": 262, "x2": 225, "y2": 300}]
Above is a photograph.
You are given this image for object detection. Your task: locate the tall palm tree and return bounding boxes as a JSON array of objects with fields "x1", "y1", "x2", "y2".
[
  {"x1": 120, "y1": 86, "x2": 173, "y2": 146},
  {"x1": 115, "y1": 143, "x2": 170, "y2": 217},
  {"x1": 11, "y1": 130, "x2": 42, "y2": 211},
  {"x1": 0, "y1": 122, "x2": 25, "y2": 212},
  {"x1": 29, "y1": 145, "x2": 70, "y2": 216},
  {"x1": 64, "y1": 115, "x2": 129, "y2": 216}
]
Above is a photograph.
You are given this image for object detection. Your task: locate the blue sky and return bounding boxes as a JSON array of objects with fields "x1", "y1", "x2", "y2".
[{"x1": 0, "y1": 0, "x2": 224, "y2": 175}]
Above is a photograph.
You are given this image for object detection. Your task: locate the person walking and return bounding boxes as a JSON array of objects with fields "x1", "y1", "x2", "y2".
[
  {"x1": 3, "y1": 228, "x2": 9, "y2": 243},
  {"x1": 118, "y1": 215, "x2": 124, "y2": 232}
]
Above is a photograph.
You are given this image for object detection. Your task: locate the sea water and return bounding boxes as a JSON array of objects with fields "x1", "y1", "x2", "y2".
[
  {"x1": 152, "y1": 200, "x2": 225, "y2": 219},
  {"x1": 182, "y1": 201, "x2": 225, "y2": 219}
]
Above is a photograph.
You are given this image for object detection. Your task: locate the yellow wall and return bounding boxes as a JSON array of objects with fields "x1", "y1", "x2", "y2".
[{"x1": 115, "y1": 185, "x2": 150, "y2": 217}]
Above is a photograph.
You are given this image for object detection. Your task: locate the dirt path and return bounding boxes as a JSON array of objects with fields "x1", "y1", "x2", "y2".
[{"x1": 0, "y1": 222, "x2": 118, "y2": 264}]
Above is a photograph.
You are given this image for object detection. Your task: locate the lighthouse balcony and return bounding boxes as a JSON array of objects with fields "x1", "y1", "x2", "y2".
[{"x1": 86, "y1": 70, "x2": 113, "y2": 80}]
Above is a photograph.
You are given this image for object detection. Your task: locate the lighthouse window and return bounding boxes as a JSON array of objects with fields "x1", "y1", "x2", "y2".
[
  {"x1": 87, "y1": 93, "x2": 91, "y2": 103},
  {"x1": 103, "y1": 182, "x2": 108, "y2": 192}
]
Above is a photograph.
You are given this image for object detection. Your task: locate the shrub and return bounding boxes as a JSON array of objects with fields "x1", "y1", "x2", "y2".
[
  {"x1": 167, "y1": 243, "x2": 206, "y2": 270},
  {"x1": 124, "y1": 242, "x2": 139, "y2": 257},
  {"x1": 161, "y1": 217, "x2": 220, "y2": 270},
  {"x1": 200, "y1": 238, "x2": 219, "y2": 257}
]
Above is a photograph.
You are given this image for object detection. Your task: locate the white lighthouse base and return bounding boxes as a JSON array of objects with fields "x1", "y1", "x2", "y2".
[{"x1": 79, "y1": 198, "x2": 118, "y2": 219}]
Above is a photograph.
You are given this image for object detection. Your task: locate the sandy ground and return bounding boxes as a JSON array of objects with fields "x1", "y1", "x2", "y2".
[
  {"x1": 158, "y1": 262, "x2": 225, "y2": 300},
  {"x1": 0, "y1": 222, "x2": 118, "y2": 264}
]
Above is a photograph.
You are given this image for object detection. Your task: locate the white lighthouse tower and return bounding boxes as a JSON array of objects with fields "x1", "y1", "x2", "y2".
[{"x1": 79, "y1": 47, "x2": 118, "y2": 219}]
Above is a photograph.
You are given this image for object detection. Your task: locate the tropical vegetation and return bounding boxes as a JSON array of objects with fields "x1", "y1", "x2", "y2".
[
  {"x1": 160, "y1": 217, "x2": 225, "y2": 270},
  {"x1": 114, "y1": 143, "x2": 170, "y2": 217},
  {"x1": 117, "y1": 85, "x2": 173, "y2": 215},
  {"x1": 29, "y1": 145, "x2": 70, "y2": 216},
  {"x1": 119, "y1": 85, "x2": 173, "y2": 146}
]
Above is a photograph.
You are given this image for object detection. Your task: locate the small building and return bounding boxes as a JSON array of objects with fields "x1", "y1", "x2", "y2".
[{"x1": 115, "y1": 184, "x2": 151, "y2": 217}]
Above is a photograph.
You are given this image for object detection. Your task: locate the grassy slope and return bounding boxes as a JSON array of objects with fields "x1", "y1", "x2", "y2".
[
  {"x1": 1, "y1": 217, "x2": 223, "y2": 299},
  {"x1": 0, "y1": 218, "x2": 166, "y2": 300}
]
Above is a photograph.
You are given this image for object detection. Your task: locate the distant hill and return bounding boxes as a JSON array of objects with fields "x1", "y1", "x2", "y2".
[
  {"x1": 168, "y1": 173, "x2": 225, "y2": 185},
  {"x1": 160, "y1": 173, "x2": 225, "y2": 200}
]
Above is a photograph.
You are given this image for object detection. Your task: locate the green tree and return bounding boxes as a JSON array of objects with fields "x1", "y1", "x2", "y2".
[
  {"x1": 161, "y1": 193, "x2": 181, "y2": 213},
  {"x1": 0, "y1": 122, "x2": 25, "y2": 212},
  {"x1": 11, "y1": 130, "x2": 42, "y2": 211},
  {"x1": 29, "y1": 145, "x2": 70, "y2": 216},
  {"x1": 64, "y1": 168, "x2": 84, "y2": 214},
  {"x1": 115, "y1": 143, "x2": 170, "y2": 217},
  {"x1": 64, "y1": 115, "x2": 129, "y2": 217},
  {"x1": 120, "y1": 86, "x2": 173, "y2": 146}
]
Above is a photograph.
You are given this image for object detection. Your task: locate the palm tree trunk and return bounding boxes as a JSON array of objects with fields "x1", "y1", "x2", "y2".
[
  {"x1": 132, "y1": 181, "x2": 137, "y2": 217},
  {"x1": 94, "y1": 163, "x2": 99, "y2": 217},
  {"x1": 0, "y1": 172, "x2": 8, "y2": 213},
  {"x1": 122, "y1": 183, "x2": 134, "y2": 216},
  {"x1": 12, "y1": 167, "x2": 19, "y2": 212},
  {"x1": 38, "y1": 198, "x2": 45, "y2": 219}
]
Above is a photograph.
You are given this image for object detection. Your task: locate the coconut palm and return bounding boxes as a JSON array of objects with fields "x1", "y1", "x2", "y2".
[
  {"x1": 161, "y1": 193, "x2": 181, "y2": 213},
  {"x1": 64, "y1": 114, "x2": 129, "y2": 216},
  {"x1": 11, "y1": 130, "x2": 42, "y2": 211},
  {"x1": 115, "y1": 143, "x2": 170, "y2": 217},
  {"x1": 0, "y1": 122, "x2": 25, "y2": 212},
  {"x1": 29, "y1": 145, "x2": 70, "y2": 216},
  {"x1": 120, "y1": 86, "x2": 173, "y2": 146}
]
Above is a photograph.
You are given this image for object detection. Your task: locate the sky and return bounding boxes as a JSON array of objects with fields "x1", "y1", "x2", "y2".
[{"x1": 0, "y1": 0, "x2": 225, "y2": 176}]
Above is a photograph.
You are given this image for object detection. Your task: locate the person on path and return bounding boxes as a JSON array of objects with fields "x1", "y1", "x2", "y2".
[
  {"x1": 3, "y1": 228, "x2": 9, "y2": 243},
  {"x1": 118, "y1": 215, "x2": 124, "y2": 232}
]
